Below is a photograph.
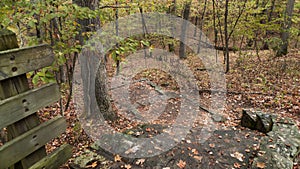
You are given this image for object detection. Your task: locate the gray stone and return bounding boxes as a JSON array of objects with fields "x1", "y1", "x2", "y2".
[
  {"x1": 241, "y1": 109, "x2": 257, "y2": 130},
  {"x1": 72, "y1": 149, "x2": 107, "y2": 168},
  {"x1": 241, "y1": 110, "x2": 273, "y2": 133},
  {"x1": 252, "y1": 151, "x2": 293, "y2": 169},
  {"x1": 251, "y1": 116, "x2": 300, "y2": 169},
  {"x1": 256, "y1": 113, "x2": 273, "y2": 133}
]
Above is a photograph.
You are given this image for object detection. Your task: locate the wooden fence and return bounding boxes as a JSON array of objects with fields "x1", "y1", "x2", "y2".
[{"x1": 0, "y1": 29, "x2": 72, "y2": 169}]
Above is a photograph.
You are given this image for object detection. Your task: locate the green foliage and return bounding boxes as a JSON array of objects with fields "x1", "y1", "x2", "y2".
[
  {"x1": 1, "y1": 0, "x2": 299, "y2": 94},
  {"x1": 266, "y1": 37, "x2": 283, "y2": 54},
  {"x1": 0, "y1": 0, "x2": 99, "y2": 86}
]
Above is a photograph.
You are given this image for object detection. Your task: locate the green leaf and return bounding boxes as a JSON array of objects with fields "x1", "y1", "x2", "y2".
[
  {"x1": 141, "y1": 40, "x2": 150, "y2": 47},
  {"x1": 32, "y1": 74, "x2": 39, "y2": 85}
]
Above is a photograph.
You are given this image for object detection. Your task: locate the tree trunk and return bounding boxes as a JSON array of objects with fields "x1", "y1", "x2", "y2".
[
  {"x1": 73, "y1": 0, "x2": 100, "y2": 44},
  {"x1": 262, "y1": 0, "x2": 276, "y2": 50},
  {"x1": 277, "y1": 0, "x2": 295, "y2": 56},
  {"x1": 168, "y1": 0, "x2": 176, "y2": 52},
  {"x1": 197, "y1": 0, "x2": 207, "y2": 54},
  {"x1": 224, "y1": 0, "x2": 230, "y2": 73},
  {"x1": 74, "y1": 0, "x2": 116, "y2": 121},
  {"x1": 179, "y1": 0, "x2": 192, "y2": 59}
]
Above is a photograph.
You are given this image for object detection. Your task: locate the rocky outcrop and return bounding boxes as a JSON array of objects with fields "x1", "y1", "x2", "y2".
[{"x1": 241, "y1": 109, "x2": 300, "y2": 169}]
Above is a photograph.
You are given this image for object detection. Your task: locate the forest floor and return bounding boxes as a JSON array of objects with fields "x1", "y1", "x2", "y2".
[{"x1": 32, "y1": 49, "x2": 299, "y2": 168}]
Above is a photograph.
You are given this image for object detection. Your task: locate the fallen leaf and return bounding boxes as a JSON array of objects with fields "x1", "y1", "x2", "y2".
[
  {"x1": 136, "y1": 159, "x2": 145, "y2": 165},
  {"x1": 86, "y1": 161, "x2": 98, "y2": 168},
  {"x1": 209, "y1": 143, "x2": 215, "y2": 148},
  {"x1": 177, "y1": 159, "x2": 186, "y2": 169},
  {"x1": 191, "y1": 149, "x2": 199, "y2": 155},
  {"x1": 193, "y1": 156, "x2": 203, "y2": 162},
  {"x1": 256, "y1": 162, "x2": 266, "y2": 168},
  {"x1": 258, "y1": 151, "x2": 266, "y2": 156},
  {"x1": 268, "y1": 145, "x2": 276, "y2": 149},
  {"x1": 124, "y1": 164, "x2": 132, "y2": 169},
  {"x1": 114, "y1": 154, "x2": 122, "y2": 162},
  {"x1": 234, "y1": 162, "x2": 241, "y2": 168},
  {"x1": 230, "y1": 152, "x2": 244, "y2": 162},
  {"x1": 127, "y1": 131, "x2": 134, "y2": 135}
]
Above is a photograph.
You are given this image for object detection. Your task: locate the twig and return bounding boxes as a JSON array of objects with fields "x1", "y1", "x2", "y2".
[{"x1": 99, "y1": 5, "x2": 130, "y2": 9}]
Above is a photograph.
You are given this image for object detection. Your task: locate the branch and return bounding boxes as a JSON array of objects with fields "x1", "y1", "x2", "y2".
[
  {"x1": 228, "y1": 0, "x2": 247, "y2": 40},
  {"x1": 99, "y1": 5, "x2": 130, "y2": 9}
]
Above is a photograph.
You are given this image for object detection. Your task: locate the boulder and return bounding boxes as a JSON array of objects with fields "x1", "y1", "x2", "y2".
[{"x1": 241, "y1": 110, "x2": 273, "y2": 133}]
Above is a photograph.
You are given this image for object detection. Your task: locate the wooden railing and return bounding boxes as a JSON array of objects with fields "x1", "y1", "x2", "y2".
[{"x1": 0, "y1": 29, "x2": 71, "y2": 169}]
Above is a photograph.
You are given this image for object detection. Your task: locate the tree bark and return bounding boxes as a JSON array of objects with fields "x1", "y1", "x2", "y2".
[
  {"x1": 262, "y1": 0, "x2": 276, "y2": 50},
  {"x1": 179, "y1": 0, "x2": 192, "y2": 59},
  {"x1": 277, "y1": 0, "x2": 295, "y2": 56},
  {"x1": 197, "y1": 0, "x2": 207, "y2": 54},
  {"x1": 73, "y1": 0, "x2": 116, "y2": 121},
  {"x1": 224, "y1": 0, "x2": 230, "y2": 73}
]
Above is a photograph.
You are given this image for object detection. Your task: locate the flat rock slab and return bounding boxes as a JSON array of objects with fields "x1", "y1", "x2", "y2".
[
  {"x1": 71, "y1": 116, "x2": 300, "y2": 169},
  {"x1": 90, "y1": 128, "x2": 261, "y2": 169}
]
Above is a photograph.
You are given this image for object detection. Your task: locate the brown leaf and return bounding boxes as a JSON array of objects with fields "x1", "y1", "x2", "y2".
[
  {"x1": 124, "y1": 164, "x2": 132, "y2": 169},
  {"x1": 193, "y1": 156, "x2": 203, "y2": 162},
  {"x1": 268, "y1": 145, "x2": 276, "y2": 149},
  {"x1": 191, "y1": 148, "x2": 199, "y2": 155},
  {"x1": 230, "y1": 152, "x2": 244, "y2": 162},
  {"x1": 177, "y1": 159, "x2": 186, "y2": 169},
  {"x1": 114, "y1": 154, "x2": 122, "y2": 162},
  {"x1": 86, "y1": 161, "x2": 98, "y2": 168},
  {"x1": 256, "y1": 162, "x2": 266, "y2": 168},
  {"x1": 209, "y1": 143, "x2": 215, "y2": 148},
  {"x1": 234, "y1": 162, "x2": 241, "y2": 168},
  {"x1": 136, "y1": 159, "x2": 145, "y2": 165}
]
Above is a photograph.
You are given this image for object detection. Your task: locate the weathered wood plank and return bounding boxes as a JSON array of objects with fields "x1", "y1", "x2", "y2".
[
  {"x1": 0, "y1": 28, "x2": 47, "y2": 168},
  {"x1": 0, "y1": 116, "x2": 67, "y2": 169},
  {"x1": 28, "y1": 144, "x2": 72, "y2": 169},
  {"x1": 0, "y1": 75, "x2": 29, "y2": 101},
  {"x1": 0, "y1": 44, "x2": 54, "y2": 80},
  {"x1": 0, "y1": 29, "x2": 19, "y2": 51},
  {"x1": 0, "y1": 83, "x2": 60, "y2": 129}
]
